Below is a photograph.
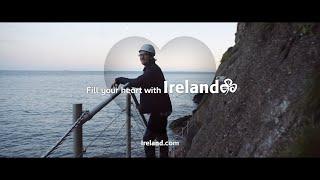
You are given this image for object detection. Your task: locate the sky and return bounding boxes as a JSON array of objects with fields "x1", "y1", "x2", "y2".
[{"x1": 0, "y1": 23, "x2": 237, "y2": 71}]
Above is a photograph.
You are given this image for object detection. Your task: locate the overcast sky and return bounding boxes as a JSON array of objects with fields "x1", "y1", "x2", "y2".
[{"x1": 0, "y1": 23, "x2": 237, "y2": 71}]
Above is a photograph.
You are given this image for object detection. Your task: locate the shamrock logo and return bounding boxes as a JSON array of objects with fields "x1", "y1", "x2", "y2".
[{"x1": 219, "y1": 78, "x2": 237, "y2": 95}]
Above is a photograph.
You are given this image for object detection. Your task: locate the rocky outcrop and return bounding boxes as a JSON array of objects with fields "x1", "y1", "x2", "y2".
[
  {"x1": 169, "y1": 115, "x2": 192, "y2": 134},
  {"x1": 193, "y1": 93, "x2": 204, "y2": 104},
  {"x1": 178, "y1": 23, "x2": 320, "y2": 157}
]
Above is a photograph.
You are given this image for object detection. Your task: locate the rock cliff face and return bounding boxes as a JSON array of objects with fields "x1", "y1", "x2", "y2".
[{"x1": 178, "y1": 23, "x2": 320, "y2": 157}]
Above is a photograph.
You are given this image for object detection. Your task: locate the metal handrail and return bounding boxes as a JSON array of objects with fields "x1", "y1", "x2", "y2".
[{"x1": 42, "y1": 83, "x2": 147, "y2": 158}]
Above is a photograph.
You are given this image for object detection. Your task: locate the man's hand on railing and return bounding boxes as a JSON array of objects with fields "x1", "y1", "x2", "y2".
[{"x1": 111, "y1": 79, "x2": 119, "y2": 89}]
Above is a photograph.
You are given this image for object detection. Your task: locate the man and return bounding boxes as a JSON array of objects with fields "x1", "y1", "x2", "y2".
[{"x1": 111, "y1": 44, "x2": 172, "y2": 158}]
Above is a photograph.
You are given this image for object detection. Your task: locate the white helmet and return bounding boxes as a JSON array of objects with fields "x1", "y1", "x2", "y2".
[{"x1": 139, "y1": 44, "x2": 155, "y2": 56}]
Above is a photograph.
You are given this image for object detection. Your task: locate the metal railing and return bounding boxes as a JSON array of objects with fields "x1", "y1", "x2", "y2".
[{"x1": 42, "y1": 83, "x2": 147, "y2": 158}]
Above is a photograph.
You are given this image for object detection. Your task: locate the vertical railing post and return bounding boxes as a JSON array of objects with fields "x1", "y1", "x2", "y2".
[
  {"x1": 126, "y1": 93, "x2": 131, "y2": 158},
  {"x1": 73, "y1": 103, "x2": 83, "y2": 158}
]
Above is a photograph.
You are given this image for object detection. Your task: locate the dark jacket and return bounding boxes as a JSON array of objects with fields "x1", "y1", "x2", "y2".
[{"x1": 115, "y1": 62, "x2": 172, "y2": 114}]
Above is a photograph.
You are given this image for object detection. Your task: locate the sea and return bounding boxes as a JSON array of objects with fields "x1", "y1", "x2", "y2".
[{"x1": 0, "y1": 70, "x2": 214, "y2": 157}]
